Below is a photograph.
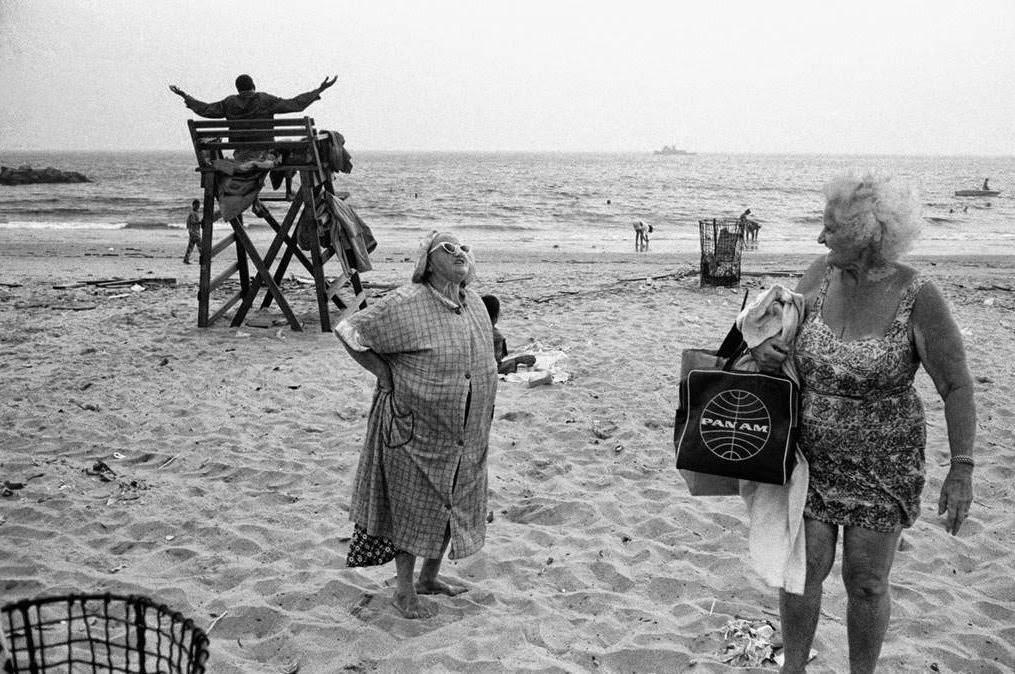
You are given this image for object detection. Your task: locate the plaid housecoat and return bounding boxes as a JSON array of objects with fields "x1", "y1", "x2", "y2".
[{"x1": 344, "y1": 283, "x2": 497, "y2": 559}]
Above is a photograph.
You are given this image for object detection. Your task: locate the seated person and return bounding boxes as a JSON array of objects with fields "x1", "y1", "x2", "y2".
[{"x1": 481, "y1": 294, "x2": 535, "y2": 375}]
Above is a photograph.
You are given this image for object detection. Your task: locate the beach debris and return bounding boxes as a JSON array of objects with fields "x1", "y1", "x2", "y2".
[
  {"x1": 54, "y1": 277, "x2": 176, "y2": 290},
  {"x1": 591, "y1": 420, "x2": 618, "y2": 440},
  {"x1": 1, "y1": 480, "x2": 27, "y2": 497},
  {"x1": 112, "y1": 452, "x2": 125, "y2": 460},
  {"x1": 278, "y1": 660, "x2": 300, "y2": 674},
  {"x1": 976, "y1": 375, "x2": 994, "y2": 384},
  {"x1": 613, "y1": 444, "x2": 624, "y2": 453},
  {"x1": 527, "y1": 370, "x2": 554, "y2": 387},
  {"x1": 165, "y1": 534, "x2": 175, "y2": 541},
  {"x1": 499, "y1": 411, "x2": 535, "y2": 422},
  {"x1": 618, "y1": 269, "x2": 697, "y2": 283},
  {"x1": 108, "y1": 563, "x2": 128, "y2": 574},
  {"x1": 85, "y1": 460, "x2": 116, "y2": 482},
  {"x1": 50, "y1": 303, "x2": 98, "y2": 311},
  {"x1": 719, "y1": 618, "x2": 779, "y2": 667},
  {"x1": 487, "y1": 510, "x2": 495, "y2": 523},
  {"x1": 130, "y1": 284, "x2": 144, "y2": 293},
  {"x1": 158, "y1": 454, "x2": 179, "y2": 469},
  {"x1": 206, "y1": 611, "x2": 228, "y2": 634},
  {"x1": 246, "y1": 314, "x2": 289, "y2": 328}
]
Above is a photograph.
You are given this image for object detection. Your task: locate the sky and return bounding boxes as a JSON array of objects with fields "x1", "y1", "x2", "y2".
[{"x1": 1, "y1": 0, "x2": 1014, "y2": 154}]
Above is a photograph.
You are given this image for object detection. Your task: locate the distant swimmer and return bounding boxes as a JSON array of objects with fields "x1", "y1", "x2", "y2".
[{"x1": 983, "y1": 178, "x2": 990, "y2": 191}]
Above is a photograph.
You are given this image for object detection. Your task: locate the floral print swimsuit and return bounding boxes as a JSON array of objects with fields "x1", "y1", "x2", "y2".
[{"x1": 794, "y1": 267, "x2": 928, "y2": 531}]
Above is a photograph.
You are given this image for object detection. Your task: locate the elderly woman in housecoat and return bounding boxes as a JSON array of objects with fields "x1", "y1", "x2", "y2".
[
  {"x1": 334, "y1": 230, "x2": 497, "y2": 619},
  {"x1": 754, "y1": 176, "x2": 976, "y2": 673}
]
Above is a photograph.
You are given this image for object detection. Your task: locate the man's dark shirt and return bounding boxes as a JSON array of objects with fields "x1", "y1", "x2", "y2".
[
  {"x1": 186, "y1": 89, "x2": 322, "y2": 149},
  {"x1": 185, "y1": 89, "x2": 320, "y2": 120}
]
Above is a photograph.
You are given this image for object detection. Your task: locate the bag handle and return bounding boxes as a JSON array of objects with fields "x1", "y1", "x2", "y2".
[{"x1": 716, "y1": 289, "x2": 749, "y2": 371}]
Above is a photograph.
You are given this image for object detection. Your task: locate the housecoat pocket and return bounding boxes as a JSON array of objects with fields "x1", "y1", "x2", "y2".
[{"x1": 382, "y1": 391, "x2": 415, "y2": 448}]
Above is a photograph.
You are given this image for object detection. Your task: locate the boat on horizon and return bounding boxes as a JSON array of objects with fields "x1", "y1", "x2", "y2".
[
  {"x1": 955, "y1": 189, "x2": 1000, "y2": 197},
  {"x1": 653, "y1": 145, "x2": 695, "y2": 156}
]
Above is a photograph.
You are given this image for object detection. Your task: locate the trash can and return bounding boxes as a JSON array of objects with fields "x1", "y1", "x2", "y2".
[
  {"x1": 1, "y1": 594, "x2": 209, "y2": 674},
  {"x1": 698, "y1": 219, "x2": 745, "y2": 287}
]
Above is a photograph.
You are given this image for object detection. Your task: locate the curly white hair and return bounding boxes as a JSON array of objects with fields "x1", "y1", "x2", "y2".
[{"x1": 822, "y1": 174, "x2": 921, "y2": 262}]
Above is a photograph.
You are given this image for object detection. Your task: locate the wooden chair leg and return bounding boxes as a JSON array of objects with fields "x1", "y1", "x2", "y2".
[
  {"x1": 197, "y1": 182, "x2": 216, "y2": 328},
  {"x1": 230, "y1": 204, "x2": 298, "y2": 327},
  {"x1": 309, "y1": 241, "x2": 331, "y2": 332},
  {"x1": 229, "y1": 220, "x2": 302, "y2": 331}
]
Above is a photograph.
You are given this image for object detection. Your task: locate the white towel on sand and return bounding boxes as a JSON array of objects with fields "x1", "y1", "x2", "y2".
[{"x1": 734, "y1": 284, "x2": 809, "y2": 595}]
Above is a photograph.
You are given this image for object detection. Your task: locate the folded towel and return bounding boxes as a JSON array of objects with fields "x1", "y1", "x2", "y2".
[{"x1": 734, "y1": 283, "x2": 809, "y2": 595}]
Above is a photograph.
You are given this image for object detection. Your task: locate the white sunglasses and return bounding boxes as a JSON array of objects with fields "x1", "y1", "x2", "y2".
[{"x1": 430, "y1": 241, "x2": 471, "y2": 255}]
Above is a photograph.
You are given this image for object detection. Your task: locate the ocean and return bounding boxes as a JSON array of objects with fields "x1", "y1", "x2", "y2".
[{"x1": 1, "y1": 150, "x2": 1012, "y2": 255}]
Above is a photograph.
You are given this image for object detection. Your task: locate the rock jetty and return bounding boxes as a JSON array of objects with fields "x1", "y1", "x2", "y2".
[{"x1": 0, "y1": 165, "x2": 91, "y2": 185}]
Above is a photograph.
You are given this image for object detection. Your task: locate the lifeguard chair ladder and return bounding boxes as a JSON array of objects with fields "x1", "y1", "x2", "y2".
[{"x1": 186, "y1": 116, "x2": 366, "y2": 332}]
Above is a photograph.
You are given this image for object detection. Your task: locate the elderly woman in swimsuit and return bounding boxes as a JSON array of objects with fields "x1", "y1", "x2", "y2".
[
  {"x1": 754, "y1": 176, "x2": 975, "y2": 673},
  {"x1": 335, "y1": 231, "x2": 498, "y2": 619}
]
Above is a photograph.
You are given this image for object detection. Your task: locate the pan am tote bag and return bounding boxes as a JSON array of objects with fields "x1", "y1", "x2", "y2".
[{"x1": 674, "y1": 367, "x2": 799, "y2": 486}]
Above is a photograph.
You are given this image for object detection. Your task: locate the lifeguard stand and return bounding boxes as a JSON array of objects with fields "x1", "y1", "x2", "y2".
[{"x1": 186, "y1": 116, "x2": 367, "y2": 332}]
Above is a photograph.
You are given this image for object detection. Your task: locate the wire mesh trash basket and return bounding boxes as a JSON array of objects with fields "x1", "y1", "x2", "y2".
[
  {"x1": 698, "y1": 218, "x2": 745, "y2": 287},
  {"x1": 1, "y1": 594, "x2": 209, "y2": 674}
]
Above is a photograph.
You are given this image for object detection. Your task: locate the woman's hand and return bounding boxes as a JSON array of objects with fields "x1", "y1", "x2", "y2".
[
  {"x1": 937, "y1": 464, "x2": 974, "y2": 535},
  {"x1": 750, "y1": 336, "x2": 790, "y2": 373}
]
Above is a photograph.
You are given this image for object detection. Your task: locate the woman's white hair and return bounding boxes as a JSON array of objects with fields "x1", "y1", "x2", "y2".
[
  {"x1": 822, "y1": 174, "x2": 921, "y2": 262},
  {"x1": 410, "y1": 230, "x2": 477, "y2": 285}
]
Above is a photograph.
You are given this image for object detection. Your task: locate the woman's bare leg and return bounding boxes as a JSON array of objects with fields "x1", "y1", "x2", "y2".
[
  {"x1": 391, "y1": 551, "x2": 435, "y2": 618},
  {"x1": 417, "y1": 527, "x2": 467, "y2": 596},
  {"x1": 780, "y1": 518, "x2": 838, "y2": 673},
  {"x1": 841, "y1": 525, "x2": 901, "y2": 674}
]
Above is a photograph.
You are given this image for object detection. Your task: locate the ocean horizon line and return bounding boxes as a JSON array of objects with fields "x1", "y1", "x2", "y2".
[{"x1": 3, "y1": 149, "x2": 1014, "y2": 159}]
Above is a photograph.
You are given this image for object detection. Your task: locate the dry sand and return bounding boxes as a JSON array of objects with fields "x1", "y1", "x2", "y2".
[{"x1": 1, "y1": 227, "x2": 1013, "y2": 673}]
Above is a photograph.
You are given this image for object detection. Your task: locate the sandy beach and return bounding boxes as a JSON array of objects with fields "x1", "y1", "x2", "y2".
[{"x1": 1, "y1": 226, "x2": 1013, "y2": 673}]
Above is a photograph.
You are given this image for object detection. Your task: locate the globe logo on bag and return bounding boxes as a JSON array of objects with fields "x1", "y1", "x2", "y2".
[{"x1": 699, "y1": 389, "x2": 771, "y2": 461}]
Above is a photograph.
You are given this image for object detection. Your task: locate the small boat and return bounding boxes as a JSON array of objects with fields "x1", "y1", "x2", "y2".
[
  {"x1": 955, "y1": 189, "x2": 1000, "y2": 197},
  {"x1": 654, "y1": 145, "x2": 695, "y2": 156}
]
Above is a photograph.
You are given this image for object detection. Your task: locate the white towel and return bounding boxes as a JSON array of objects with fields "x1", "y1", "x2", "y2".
[
  {"x1": 740, "y1": 451, "x2": 809, "y2": 595},
  {"x1": 734, "y1": 284, "x2": 809, "y2": 595}
]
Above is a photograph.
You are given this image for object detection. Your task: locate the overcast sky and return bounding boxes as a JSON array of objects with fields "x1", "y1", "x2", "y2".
[{"x1": 1, "y1": 0, "x2": 1013, "y2": 154}]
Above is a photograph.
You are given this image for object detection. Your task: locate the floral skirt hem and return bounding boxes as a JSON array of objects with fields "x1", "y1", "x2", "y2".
[{"x1": 346, "y1": 524, "x2": 400, "y2": 567}]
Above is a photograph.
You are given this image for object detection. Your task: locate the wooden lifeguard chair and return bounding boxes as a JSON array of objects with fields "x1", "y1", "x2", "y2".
[{"x1": 186, "y1": 116, "x2": 367, "y2": 332}]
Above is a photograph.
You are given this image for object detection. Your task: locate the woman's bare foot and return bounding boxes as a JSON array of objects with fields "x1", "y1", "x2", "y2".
[
  {"x1": 416, "y1": 576, "x2": 468, "y2": 596},
  {"x1": 390, "y1": 588, "x2": 436, "y2": 619}
]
